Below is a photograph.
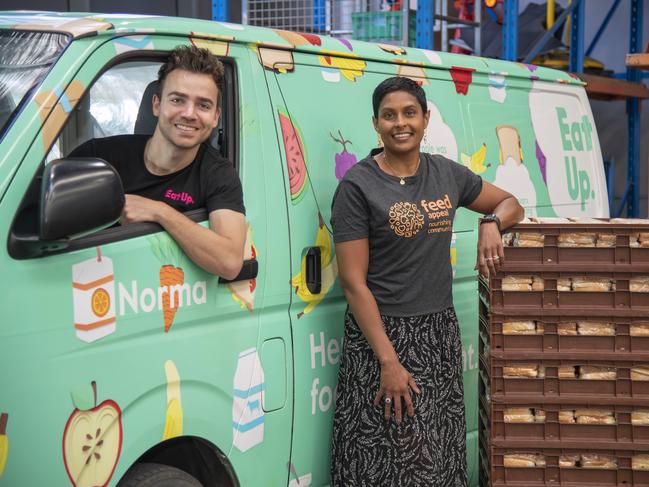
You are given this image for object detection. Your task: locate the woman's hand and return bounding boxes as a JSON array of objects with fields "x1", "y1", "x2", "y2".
[
  {"x1": 476, "y1": 221, "x2": 504, "y2": 277},
  {"x1": 373, "y1": 359, "x2": 421, "y2": 424},
  {"x1": 466, "y1": 181, "x2": 524, "y2": 278}
]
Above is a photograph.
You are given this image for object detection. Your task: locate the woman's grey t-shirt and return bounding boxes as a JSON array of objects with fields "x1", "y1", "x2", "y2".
[{"x1": 331, "y1": 149, "x2": 482, "y2": 317}]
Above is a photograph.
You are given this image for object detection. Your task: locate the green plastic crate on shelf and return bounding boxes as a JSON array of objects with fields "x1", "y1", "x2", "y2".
[{"x1": 351, "y1": 11, "x2": 416, "y2": 46}]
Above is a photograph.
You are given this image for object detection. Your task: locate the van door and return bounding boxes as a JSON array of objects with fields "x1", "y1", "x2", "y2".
[
  {"x1": 0, "y1": 35, "x2": 292, "y2": 486},
  {"x1": 259, "y1": 43, "x2": 482, "y2": 485}
]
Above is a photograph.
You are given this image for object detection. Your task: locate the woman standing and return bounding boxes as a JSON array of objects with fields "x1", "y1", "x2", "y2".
[{"x1": 330, "y1": 77, "x2": 523, "y2": 486}]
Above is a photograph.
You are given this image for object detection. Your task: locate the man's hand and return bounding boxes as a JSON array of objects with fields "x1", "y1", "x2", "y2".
[{"x1": 120, "y1": 194, "x2": 166, "y2": 225}]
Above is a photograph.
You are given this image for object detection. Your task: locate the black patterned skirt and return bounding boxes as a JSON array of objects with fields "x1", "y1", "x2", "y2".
[{"x1": 330, "y1": 308, "x2": 467, "y2": 487}]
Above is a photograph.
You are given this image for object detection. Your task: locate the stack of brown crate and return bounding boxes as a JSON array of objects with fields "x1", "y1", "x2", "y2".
[{"x1": 479, "y1": 218, "x2": 649, "y2": 487}]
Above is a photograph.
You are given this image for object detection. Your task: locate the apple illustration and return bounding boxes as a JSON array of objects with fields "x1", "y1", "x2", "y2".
[{"x1": 63, "y1": 381, "x2": 122, "y2": 487}]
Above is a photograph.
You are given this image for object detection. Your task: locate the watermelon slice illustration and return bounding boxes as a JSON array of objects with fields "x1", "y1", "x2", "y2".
[{"x1": 278, "y1": 108, "x2": 308, "y2": 202}]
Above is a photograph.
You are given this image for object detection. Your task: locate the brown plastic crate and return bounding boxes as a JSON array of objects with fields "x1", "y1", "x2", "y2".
[
  {"x1": 488, "y1": 446, "x2": 649, "y2": 486},
  {"x1": 479, "y1": 314, "x2": 649, "y2": 358},
  {"x1": 480, "y1": 430, "x2": 492, "y2": 485},
  {"x1": 480, "y1": 272, "x2": 649, "y2": 314},
  {"x1": 481, "y1": 399, "x2": 649, "y2": 446},
  {"x1": 483, "y1": 356, "x2": 649, "y2": 401},
  {"x1": 503, "y1": 221, "x2": 649, "y2": 271}
]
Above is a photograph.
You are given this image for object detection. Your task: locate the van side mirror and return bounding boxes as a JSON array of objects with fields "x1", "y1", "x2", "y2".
[
  {"x1": 40, "y1": 158, "x2": 124, "y2": 240},
  {"x1": 8, "y1": 158, "x2": 124, "y2": 259}
]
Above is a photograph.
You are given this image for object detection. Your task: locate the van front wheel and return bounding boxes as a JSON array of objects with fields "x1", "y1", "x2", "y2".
[{"x1": 118, "y1": 463, "x2": 203, "y2": 487}]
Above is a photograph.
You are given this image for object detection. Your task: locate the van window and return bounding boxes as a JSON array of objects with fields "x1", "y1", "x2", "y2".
[
  {"x1": 0, "y1": 30, "x2": 69, "y2": 140},
  {"x1": 11, "y1": 56, "x2": 238, "y2": 259},
  {"x1": 51, "y1": 59, "x2": 232, "y2": 161},
  {"x1": 49, "y1": 60, "x2": 161, "y2": 160}
]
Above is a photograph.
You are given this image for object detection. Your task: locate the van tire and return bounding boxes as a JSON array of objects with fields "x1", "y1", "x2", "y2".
[{"x1": 118, "y1": 463, "x2": 203, "y2": 487}]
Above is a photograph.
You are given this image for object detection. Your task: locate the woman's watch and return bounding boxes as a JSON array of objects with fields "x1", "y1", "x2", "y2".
[{"x1": 479, "y1": 213, "x2": 501, "y2": 231}]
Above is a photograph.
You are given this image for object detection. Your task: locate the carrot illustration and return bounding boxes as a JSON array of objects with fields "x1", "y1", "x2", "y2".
[
  {"x1": 228, "y1": 224, "x2": 257, "y2": 312},
  {"x1": 160, "y1": 264, "x2": 185, "y2": 332},
  {"x1": 149, "y1": 234, "x2": 187, "y2": 333}
]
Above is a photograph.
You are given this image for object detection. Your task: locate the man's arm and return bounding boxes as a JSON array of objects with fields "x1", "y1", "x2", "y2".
[{"x1": 121, "y1": 194, "x2": 246, "y2": 279}]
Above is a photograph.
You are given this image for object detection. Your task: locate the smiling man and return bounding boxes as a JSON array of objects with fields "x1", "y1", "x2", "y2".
[{"x1": 70, "y1": 46, "x2": 246, "y2": 279}]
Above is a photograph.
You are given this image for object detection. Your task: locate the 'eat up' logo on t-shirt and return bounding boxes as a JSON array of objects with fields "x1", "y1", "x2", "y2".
[{"x1": 164, "y1": 188, "x2": 195, "y2": 206}]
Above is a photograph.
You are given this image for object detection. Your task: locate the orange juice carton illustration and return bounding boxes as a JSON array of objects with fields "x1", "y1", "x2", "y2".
[{"x1": 72, "y1": 253, "x2": 116, "y2": 343}]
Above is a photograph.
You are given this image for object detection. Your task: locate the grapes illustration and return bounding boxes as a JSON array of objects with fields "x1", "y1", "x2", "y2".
[{"x1": 331, "y1": 130, "x2": 358, "y2": 181}]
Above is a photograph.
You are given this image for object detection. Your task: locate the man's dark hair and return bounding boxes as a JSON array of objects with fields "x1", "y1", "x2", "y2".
[
  {"x1": 157, "y1": 45, "x2": 225, "y2": 99},
  {"x1": 372, "y1": 76, "x2": 427, "y2": 118}
]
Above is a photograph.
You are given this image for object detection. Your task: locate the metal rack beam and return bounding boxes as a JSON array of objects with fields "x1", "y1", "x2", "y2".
[
  {"x1": 413, "y1": 1, "x2": 481, "y2": 54},
  {"x1": 502, "y1": 0, "x2": 519, "y2": 61},
  {"x1": 314, "y1": 0, "x2": 326, "y2": 33},
  {"x1": 569, "y1": 0, "x2": 585, "y2": 73},
  {"x1": 212, "y1": 0, "x2": 229, "y2": 21},
  {"x1": 624, "y1": 0, "x2": 643, "y2": 217},
  {"x1": 212, "y1": 0, "x2": 230, "y2": 22},
  {"x1": 586, "y1": 0, "x2": 621, "y2": 57},
  {"x1": 416, "y1": 0, "x2": 435, "y2": 50}
]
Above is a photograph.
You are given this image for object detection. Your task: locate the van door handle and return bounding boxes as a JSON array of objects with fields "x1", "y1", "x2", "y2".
[
  {"x1": 218, "y1": 259, "x2": 258, "y2": 283},
  {"x1": 305, "y1": 247, "x2": 322, "y2": 294}
]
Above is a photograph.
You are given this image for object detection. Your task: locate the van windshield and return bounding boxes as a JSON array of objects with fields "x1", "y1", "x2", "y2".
[{"x1": 0, "y1": 30, "x2": 69, "y2": 139}]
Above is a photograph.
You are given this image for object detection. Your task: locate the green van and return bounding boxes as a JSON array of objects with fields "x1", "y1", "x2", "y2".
[{"x1": 0, "y1": 11, "x2": 608, "y2": 487}]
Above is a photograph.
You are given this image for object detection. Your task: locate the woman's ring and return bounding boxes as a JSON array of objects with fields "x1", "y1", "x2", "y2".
[
  {"x1": 385, "y1": 397, "x2": 392, "y2": 404},
  {"x1": 493, "y1": 256, "x2": 500, "y2": 260},
  {"x1": 486, "y1": 257, "x2": 493, "y2": 261}
]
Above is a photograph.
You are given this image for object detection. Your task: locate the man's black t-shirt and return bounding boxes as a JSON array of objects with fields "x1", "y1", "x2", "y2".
[{"x1": 70, "y1": 134, "x2": 245, "y2": 215}]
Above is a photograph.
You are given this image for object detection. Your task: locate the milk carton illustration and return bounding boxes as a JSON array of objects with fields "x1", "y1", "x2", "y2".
[
  {"x1": 289, "y1": 473, "x2": 312, "y2": 487},
  {"x1": 232, "y1": 347, "x2": 265, "y2": 452},
  {"x1": 488, "y1": 73, "x2": 507, "y2": 103},
  {"x1": 72, "y1": 252, "x2": 116, "y2": 343}
]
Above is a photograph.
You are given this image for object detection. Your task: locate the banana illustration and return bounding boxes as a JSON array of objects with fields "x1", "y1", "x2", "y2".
[
  {"x1": 291, "y1": 214, "x2": 338, "y2": 318},
  {"x1": 163, "y1": 361, "x2": 183, "y2": 440},
  {"x1": 460, "y1": 143, "x2": 489, "y2": 174},
  {"x1": 0, "y1": 413, "x2": 8, "y2": 478},
  {"x1": 317, "y1": 50, "x2": 367, "y2": 82}
]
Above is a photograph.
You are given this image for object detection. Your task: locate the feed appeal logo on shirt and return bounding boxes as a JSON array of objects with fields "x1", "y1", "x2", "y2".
[
  {"x1": 388, "y1": 202, "x2": 424, "y2": 237},
  {"x1": 389, "y1": 195, "x2": 453, "y2": 238}
]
